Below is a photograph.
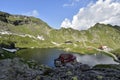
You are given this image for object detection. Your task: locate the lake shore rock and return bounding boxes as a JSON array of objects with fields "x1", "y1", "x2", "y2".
[{"x1": 0, "y1": 58, "x2": 120, "y2": 80}]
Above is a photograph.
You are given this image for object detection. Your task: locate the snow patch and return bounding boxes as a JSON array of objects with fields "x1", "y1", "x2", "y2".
[
  {"x1": 2, "y1": 48, "x2": 18, "y2": 53},
  {"x1": 73, "y1": 44, "x2": 78, "y2": 47},
  {"x1": 25, "y1": 34, "x2": 36, "y2": 39},
  {"x1": 0, "y1": 31, "x2": 45, "y2": 40},
  {"x1": 14, "y1": 34, "x2": 36, "y2": 39},
  {"x1": 65, "y1": 48, "x2": 71, "y2": 51},
  {"x1": 51, "y1": 41, "x2": 61, "y2": 46},
  {"x1": 30, "y1": 47, "x2": 34, "y2": 49},
  {"x1": 0, "y1": 31, "x2": 12, "y2": 35},
  {"x1": 37, "y1": 35, "x2": 45, "y2": 40}
]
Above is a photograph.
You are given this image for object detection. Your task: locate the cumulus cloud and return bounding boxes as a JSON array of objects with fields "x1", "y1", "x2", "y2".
[
  {"x1": 22, "y1": 10, "x2": 39, "y2": 17},
  {"x1": 61, "y1": 0, "x2": 120, "y2": 30},
  {"x1": 63, "y1": 0, "x2": 80, "y2": 7}
]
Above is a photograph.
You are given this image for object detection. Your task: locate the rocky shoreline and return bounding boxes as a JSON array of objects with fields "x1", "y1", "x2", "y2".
[{"x1": 0, "y1": 58, "x2": 120, "y2": 80}]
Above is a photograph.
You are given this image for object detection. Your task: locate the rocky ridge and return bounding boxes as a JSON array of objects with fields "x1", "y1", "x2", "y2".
[{"x1": 0, "y1": 58, "x2": 120, "y2": 80}]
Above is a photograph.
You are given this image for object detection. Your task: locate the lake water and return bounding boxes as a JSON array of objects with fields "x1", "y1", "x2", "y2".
[{"x1": 17, "y1": 48, "x2": 118, "y2": 67}]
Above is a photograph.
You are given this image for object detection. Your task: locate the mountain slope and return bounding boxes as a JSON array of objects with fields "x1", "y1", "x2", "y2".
[
  {"x1": 0, "y1": 11, "x2": 52, "y2": 47},
  {"x1": 0, "y1": 11, "x2": 120, "y2": 53},
  {"x1": 0, "y1": 11, "x2": 52, "y2": 36}
]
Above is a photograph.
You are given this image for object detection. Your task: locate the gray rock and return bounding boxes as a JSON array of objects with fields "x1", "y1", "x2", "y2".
[
  {"x1": 0, "y1": 58, "x2": 120, "y2": 80},
  {"x1": 0, "y1": 58, "x2": 43, "y2": 80}
]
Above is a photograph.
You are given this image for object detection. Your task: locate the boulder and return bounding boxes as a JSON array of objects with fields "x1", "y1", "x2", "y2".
[
  {"x1": 54, "y1": 53, "x2": 77, "y2": 67},
  {"x1": 0, "y1": 58, "x2": 43, "y2": 80}
]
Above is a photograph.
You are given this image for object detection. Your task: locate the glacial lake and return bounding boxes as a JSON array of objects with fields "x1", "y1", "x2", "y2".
[{"x1": 17, "y1": 48, "x2": 118, "y2": 67}]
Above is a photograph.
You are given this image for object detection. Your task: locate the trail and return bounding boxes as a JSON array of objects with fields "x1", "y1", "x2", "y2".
[{"x1": 87, "y1": 46, "x2": 120, "y2": 63}]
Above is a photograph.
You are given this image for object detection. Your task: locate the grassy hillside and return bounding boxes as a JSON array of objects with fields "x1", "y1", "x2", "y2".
[
  {"x1": 47, "y1": 23, "x2": 120, "y2": 53},
  {"x1": 0, "y1": 11, "x2": 120, "y2": 54},
  {"x1": 0, "y1": 11, "x2": 53, "y2": 48}
]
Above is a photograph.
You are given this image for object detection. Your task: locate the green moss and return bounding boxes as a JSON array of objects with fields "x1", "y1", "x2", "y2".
[
  {"x1": 97, "y1": 75, "x2": 103, "y2": 80},
  {"x1": 93, "y1": 64, "x2": 120, "y2": 70},
  {"x1": 0, "y1": 49, "x2": 17, "y2": 59},
  {"x1": 72, "y1": 76, "x2": 78, "y2": 80},
  {"x1": 111, "y1": 48, "x2": 120, "y2": 56},
  {"x1": 67, "y1": 71, "x2": 72, "y2": 75}
]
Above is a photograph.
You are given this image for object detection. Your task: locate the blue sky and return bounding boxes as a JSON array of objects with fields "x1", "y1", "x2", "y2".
[{"x1": 0, "y1": 0, "x2": 97, "y2": 29}]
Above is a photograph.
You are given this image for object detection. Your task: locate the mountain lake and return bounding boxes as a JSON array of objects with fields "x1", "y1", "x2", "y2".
[{"x1": 17, "y1": 48, "x2": 118, "y2": 67}]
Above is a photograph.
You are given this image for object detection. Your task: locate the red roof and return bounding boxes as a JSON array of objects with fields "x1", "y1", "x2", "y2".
[{"x1": 58, "y1": 53, "x2": 76, "y2": 63}]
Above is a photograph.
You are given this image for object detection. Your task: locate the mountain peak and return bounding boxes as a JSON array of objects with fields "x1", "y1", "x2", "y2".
[
  {"x1": 0, "y1": 11, "x2": 120, "y2": 50},
  {"x1": 0, "y1": 11, "x2": 51, "y2": 29}
]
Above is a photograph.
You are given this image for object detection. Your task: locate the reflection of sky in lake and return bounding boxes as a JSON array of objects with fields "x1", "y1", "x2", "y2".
[
  {"x1": 36, "y1": 49, "x2": 64, "y2": 67},
  {"x1": 75, "y1": 53, "x2": 118, "y2": 66},
  {"x1": 18, "y1": 48, "x2": 118, "y2": 67}
]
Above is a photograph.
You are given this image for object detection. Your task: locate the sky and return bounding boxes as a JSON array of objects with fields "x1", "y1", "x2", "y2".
[{"x1": 0, "y1": 0, "x2": 120, "y2": 30}]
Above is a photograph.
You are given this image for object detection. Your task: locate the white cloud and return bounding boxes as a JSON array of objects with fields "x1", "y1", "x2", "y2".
[
  {"x1": 63, "y1": 2, "x2": 75, "y2": 7},
  {"x1": 61, "y1": 0, "x2": 120, "y2": 30},
  {"x1": 60, "y1": 18, "x2": 72, "y2": 28},
  {"x1": 63, "y1": 0, "x2": 80, "y2": 7},
  {"x1": 22, "y1": 10, "x2": 39, "y2": 17}
]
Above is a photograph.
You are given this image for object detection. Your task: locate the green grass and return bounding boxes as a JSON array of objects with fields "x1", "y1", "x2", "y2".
[
  {"x1": 0, "y1": 11, "x2": 120, "y2": 56},
  {"x1": 111, "y1": 48, "x2": 120, "y2": 57},
  {"x1": 0, "y1": 49, "x2": 17, "y2": 59},
  {"x1": 93, "y1": 64, "x2": 120, "y2": 70}
]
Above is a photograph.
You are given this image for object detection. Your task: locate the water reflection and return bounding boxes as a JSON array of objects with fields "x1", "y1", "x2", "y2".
[
  {"x1": 75, "y1": 53, "x2": 118, "y2": 66},
  {"x1": 17, "y1": 48, "x2": 118, "y2": 67}
]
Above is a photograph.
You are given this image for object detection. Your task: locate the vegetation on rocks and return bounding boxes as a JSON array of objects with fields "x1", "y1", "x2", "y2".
[{"x1": 0, "y1": 58, "x2": 120, "y2": 80}]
